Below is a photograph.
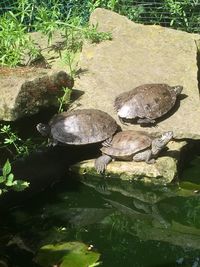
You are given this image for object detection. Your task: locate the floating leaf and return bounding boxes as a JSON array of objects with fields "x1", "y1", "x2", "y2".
[{"x1": 35, "y1": 241, "x2": 101, "y2": 267}]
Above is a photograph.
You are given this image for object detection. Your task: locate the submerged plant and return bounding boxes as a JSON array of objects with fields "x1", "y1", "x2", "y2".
[
  {"x1": 0, "y1": 159, "x2": 29, "y2": 195},
  {"x1": 185, "y1": 197, "x2": 200, "y2": 227}
]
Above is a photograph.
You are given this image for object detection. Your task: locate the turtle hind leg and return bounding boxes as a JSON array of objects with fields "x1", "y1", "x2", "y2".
[
  {"x1": 95, "y1": 155, "x2": 112, "y2": 174},
  {"x1": 133, "y1": 150, "x2": 155, "y2": 164}
]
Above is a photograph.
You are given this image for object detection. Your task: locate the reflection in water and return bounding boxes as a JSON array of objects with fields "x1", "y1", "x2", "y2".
[{"x1": 1, "y1": 158, "x2": 200, "y2": 266}]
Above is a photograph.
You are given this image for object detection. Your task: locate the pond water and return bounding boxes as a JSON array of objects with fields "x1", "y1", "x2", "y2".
[{"x1": 1, "y1": 156, "x2": 200, "y2": 267}]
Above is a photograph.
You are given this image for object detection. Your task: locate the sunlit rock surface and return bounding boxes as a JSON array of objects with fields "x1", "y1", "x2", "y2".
[
  {"x1": 70, "y1": 140, "x2": 186, "y2": 184},
  {"x1": 73, "y1": 8, "x2": 200, "y2": 140},
  {"x1": 0, "y1": 67, "x2": 73, "y2": 121},
  {"x1": 69, "y1": 8, "x2": 200, "y2": 182}
]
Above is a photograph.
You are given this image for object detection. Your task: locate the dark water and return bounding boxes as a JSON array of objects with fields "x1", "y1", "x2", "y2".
[{"x1": 1, "y1": 157, "x2": 200, "y2": 267}]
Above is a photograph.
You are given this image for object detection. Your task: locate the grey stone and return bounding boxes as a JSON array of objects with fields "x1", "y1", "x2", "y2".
[
  {"x1": 0, "y1": 67, "x2": 73, "y2": 121},
  {"x1": 70, "y1": 140, "x2": 186, "y2": 185}
]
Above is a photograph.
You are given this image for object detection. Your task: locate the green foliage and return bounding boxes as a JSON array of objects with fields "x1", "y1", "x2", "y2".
[
  {"x1": 57, "y1": 87, "x2": 72, "y2": 113},
  {"x1": 0, "y1": 159, "x2": 29, "y2": 195},
  {"x1": 34, "y1": 11, "x2": 112, "y2": 47},
  {"x1": 83, "y1": 0, "x2": 200, "y2": 32},
  {"x1": 0, "y1": 124, "x2": 40, "y2": 158},
  {"x1": 185, "y1": 197, "x2": 200, "y2": 227},
  {"x1": 163, "y1": 0, "x2": 200, "y2": 32},
  {"x1": 0, "y1": 0, "x2": 199, "y2": 67},
  {"x1": 3, "y1": 0, "x2": 196, "y2": 68},
  {"x1": 84, "y1": 24, "x2": 112, "y2": 43},
  {"x1": 62, "y1": 51, "x2": 78, "y2": 78},
  {"x1": 0, "y1": 0, "x2": 112, "y2": 67},
  {"x1": 36, "y1": 241, "x2": 101, "y2": 267},
  {"x1": 0, "y1": 11, "x2": 39, "y2": 66},
  {"x1": 34, "y1": 0, "x2": 62, "y2": 43}
]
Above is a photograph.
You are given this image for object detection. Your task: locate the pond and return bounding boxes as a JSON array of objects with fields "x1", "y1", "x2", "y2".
[{"x1": 1, "y1": 155, "x2": 200, "y2": 267}]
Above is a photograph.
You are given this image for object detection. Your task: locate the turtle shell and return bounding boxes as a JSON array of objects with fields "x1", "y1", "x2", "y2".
[
  {"x1": 49, "y1": 109, "x2": 118, "y2": 145},
  {"x1": 101, "y1": 130, "x2": 153, "y2": 158},
  {"x1": 114, "y1": 84, "x2": 180, "y2": 120}
]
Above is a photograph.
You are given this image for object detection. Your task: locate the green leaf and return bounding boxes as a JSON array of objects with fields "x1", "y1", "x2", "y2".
[
  {"x1": 5, "y1": 173, "x2": 14, "y2": 186},
  {"x1": 0, "y1": 175, "x2": 6, "y2": 183},
  {"x1": 12, "y1": 180, "x2": 30, "y2": 191},
  {"x1": 3, "y1": 159, "x2": 11, "y2": 176},
  {"x1": 35, "y1": 242, "x2": 101, "y2": 267}
]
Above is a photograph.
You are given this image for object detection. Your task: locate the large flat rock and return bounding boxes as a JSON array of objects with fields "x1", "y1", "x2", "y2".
[
  {"x1": 70, "y1": 140, "x2": 186, "y2": 185},
  {"x1": 73, "y1": 8, "x2": 200, "y2": 139}
]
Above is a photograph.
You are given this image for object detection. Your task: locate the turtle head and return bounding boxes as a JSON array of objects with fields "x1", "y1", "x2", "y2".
[
  {"x1": 36, "y1": 123, "x2": 50, "y2": 137},
  {"x1": 151, "y1": 131, "x2": 173, "y2": 156},
  {"x1": 172, "y1": 85, "x2": 183, "y2": 95}
]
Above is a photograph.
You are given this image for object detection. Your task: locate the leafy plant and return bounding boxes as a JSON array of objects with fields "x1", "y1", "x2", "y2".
[
  {"x1": 34, "y1": 0, "x2": 62, "y2": 43},
  {"x1": 0, "y1": 159, "x2": 29, "y2": 195},
  {"x1": 0, "y1": 11, "x2": 39, "y2": 66},
  {"x1": 0, "y1": 0, "x2": 113, "y2": 67},
  {"x1": 0, "y1": 0, "x2": 199, "y2": 67},
  {"x1": 36, "y1": 241, "x2": 101, "y2": 267},
  {"x1": 164, "y1": 0, "x2": 200, "y2": 32},
  {"x1": 62, "y1": 51, "x2": 78, "y2": 78},
  {"x1": 15, "y1": 0, "x2": 37, "y2": 31},
  {"x1": 57, "y1": 87, "x2": 72, "y2": 113},
  {"x1": 83, "y1": 23, "x2": 112, "y2": 43},
  {"x1": 185, "y1": 197, "x2": 200, "y2": 227},
  {"x1": 0, "y1": 124, "x2": 40, "y2": 158}
]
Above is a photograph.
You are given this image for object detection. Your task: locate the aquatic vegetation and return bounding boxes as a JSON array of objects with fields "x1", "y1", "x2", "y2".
[
  {"x1": 36, "y1": 241, "x2": 101, "y2": 267},
  {"x1": 185, "y1": 197, "x2": 200, "y2": 228}
]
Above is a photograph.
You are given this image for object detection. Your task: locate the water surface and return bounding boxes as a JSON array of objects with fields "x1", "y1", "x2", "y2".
[{"x1": 1, "y1": 157, "x2": 200, "y2": 267}]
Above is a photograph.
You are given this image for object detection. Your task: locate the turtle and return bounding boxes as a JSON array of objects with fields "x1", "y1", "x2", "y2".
[
  {"x1": 95, "y1": 130, "x2": 173, "y2": 173},
  {"x1": 114, "y1": 83, "x2": 183, "y2": 125},
  {"x1": 36, "y1": 109, "x2": 119, "y2": 146}
]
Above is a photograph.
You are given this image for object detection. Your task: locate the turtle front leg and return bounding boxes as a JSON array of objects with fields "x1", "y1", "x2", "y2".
[
  {"x1": 95, "y1": 154, "x2": 112, "y2": 174},
  {"x1": 133, "y1": 150, "x2": 155, "y2": 164},
  {"x1": 102, "y1": 137, "x2": 112, "y2": 147},
  {"x1": 48, "y1": 138, "x2": 58, "y2": 146}
]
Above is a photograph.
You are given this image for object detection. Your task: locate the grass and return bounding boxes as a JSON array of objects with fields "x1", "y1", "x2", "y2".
[
  {"x1": 0, "y1": 0, "x2": 112, "y2": 67},
  {"x1": 1, "y1": 0, "x2": 199, "y2": 68}
]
